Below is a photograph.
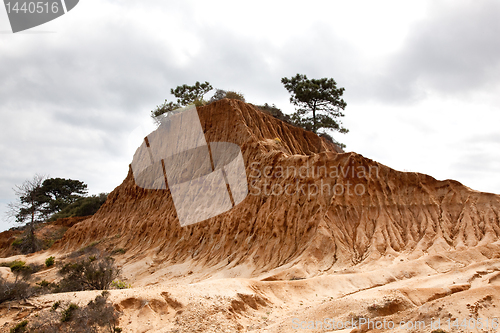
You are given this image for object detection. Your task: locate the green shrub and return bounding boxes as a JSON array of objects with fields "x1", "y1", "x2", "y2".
[
  {"x1": 9, "y1": 260, "x2": 27, "y2": 272},
  {"x1": 48, "y1": 193, "x2": 108, "y2": 222},
  {"x1": 9, "y1": 320, "x2": 28, "y2": 333},
  {"x1": 111, "y1": 280, "x2": 131, "y2": 289},
  {"x1": 61, "y1": 303, "x2": 78, "y2": 322},
  {"x1": 11, "y1": 238, "x2": 23, "y2": 247},
  {"x1": 37, "y1": 280, "x2": 50, "y2": 288},
  {"x1": 51, "y1": 301, "x2": 60, "y2": 311},
  {"x1": 45, "y1": 256, "x2": 55, "y2": 267},
  {"x1": 10, "y1": 261, "x2": 33, "y2": 282}
]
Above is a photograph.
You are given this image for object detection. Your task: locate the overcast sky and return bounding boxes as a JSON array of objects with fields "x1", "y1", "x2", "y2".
[{"x1": 1, "y1": 0, "x2": 500, "y2": 232}]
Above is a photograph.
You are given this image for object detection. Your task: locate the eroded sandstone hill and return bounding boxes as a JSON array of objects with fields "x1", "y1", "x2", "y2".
[{"x1": 54, "y1": 99, "x2": 500, "y2": 277}]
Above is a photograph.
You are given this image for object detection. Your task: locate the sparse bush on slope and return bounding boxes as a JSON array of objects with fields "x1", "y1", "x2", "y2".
[
  {"x1": 55, "y1": 255, "x2": 120, "y2": 292},
  {"x1": 26, "y1": 291, "x2": 122, "y2": 333}
]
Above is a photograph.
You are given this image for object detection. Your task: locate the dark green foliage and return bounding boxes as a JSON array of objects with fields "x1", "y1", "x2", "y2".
[
  {"x1": 61, "y1": 303, "x2": 79, "y2": 322},
  {"x1": 8, "y1": 175, "x2": 89, "y2": 254},
  {"x1": 56, "y1": 255, "x2": 120, "y2": 292},
  {"x1": 51, "y1": 301, "x2": 61, "y2": 311},
  {"x1": 151, "y1": 81, "x2": 212, "y2": 122},
  {"x1": 49, "y1": 193, "x2": 108, "y2": 221},
  {"x1": 9, "y1": 260, "x2": 27, "y2": 273},
  {"x1": 45, "y1": 256, "x2": 55, "y2": 267},
  {"x1": 40, "y1": 178, "x2": 88, "y2": 215},
  {"x1": 282, "y1": 73, "x2": 348, "y2": 136},
  {"x1": 171, "y1": 81, "x2": 213, "y2": 106},
  {"x1": 10, "y1": 177, "x2": 87, "y2": 226},
  {"x1": 37, "y1": 280, "x2": 51, "y2": 288},
  {"x1": 9, "y1": 261, "x2": 41, "y2": 282},
  {"x1": 10, "y1": 320, "x2": 28, "y2": 333}
]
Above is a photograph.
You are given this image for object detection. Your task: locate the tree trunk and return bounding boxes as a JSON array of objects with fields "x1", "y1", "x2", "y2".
[
  {"x1": 312, "y1": 101, "x2": 317, "y2": 133},
  {"x1": 29, "y1": 192, "x2": 36, "y2": 253}
]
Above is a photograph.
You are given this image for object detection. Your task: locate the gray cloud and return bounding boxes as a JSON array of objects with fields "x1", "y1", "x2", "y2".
[
  {"x1": 387, "y1": 0, "x2": 500, "y2": 100},
  {"x1": 1, "y1": 0, "x2": 500, "y2": 231}
]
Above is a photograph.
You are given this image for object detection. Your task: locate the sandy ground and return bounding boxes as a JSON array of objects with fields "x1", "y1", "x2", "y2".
[{"x1": 2, "y1": 247, "x2": 500, "y2": 333}]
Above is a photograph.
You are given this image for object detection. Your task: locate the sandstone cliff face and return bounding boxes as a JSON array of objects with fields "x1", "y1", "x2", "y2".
[{"x1": 55, "y1": 99, "x2": 500, "y2": 276}]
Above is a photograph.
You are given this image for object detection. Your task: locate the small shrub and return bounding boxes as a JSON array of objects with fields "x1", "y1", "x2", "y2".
[
  {"x1": 31, "y1": 291, "x2": 121, "y2": 332},
  {"x1": 9, "y1": 260, "x2": 27, "y2": 272},
  {"x1": 37, "y1": 280, "x2": 50, "y2": 288},
  {"x1": 85, "y1": 291, "x2": 121, "y2": 331},
  {"x1": 9, "y1": 261, "x2": 36, "y2": 282},
  {"x1": 11, "y1": 238, "x2": 23, "y2": 247},
  {"x1": 51, "y1": 301, "x2": 61, "y2": 311},
  {"x1": 0, "y1": 277, "x2": 34, "y2": 304},
  {"x1": 56, "y1": 255, "x2": 120, "y2": 292},
  {"x1": 9, "y1": 320, "x2": 28, "y2": 333},
  {"x1": 208, "y1": 89, "x2": 245, "y2": 103},
  {"x1": 319, "y1": 132, "x2": 346, "y2": 149},
  {"x1": 43, "y1": 238, "x2": 56, "y2": 249},
  {"x1": 111, "y1": 248, "x2": 126, "y2": 255},
  {"x1": 61, "y1": 303, "x2": 78, "y2": 322},
  {"x1": 111, "y1": 280, "x2": 131, "y2": 289},
  {"x1": 225, "y1": 91, "x2": 245, "y2": 102},
  {"x1": 151, "y1": 99, "x2": 180, "y2": 120},
  {"x1": 257, "y1": 103, "x2": 293, "y2": 124},
  {"x1": 45, "y1": 256, "x2": 55, "y2": 267}
]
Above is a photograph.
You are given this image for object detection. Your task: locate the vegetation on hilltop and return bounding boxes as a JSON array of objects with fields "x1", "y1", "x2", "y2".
[{"x1": 150, "y1": 76, "x2": 348, "y2": 148}]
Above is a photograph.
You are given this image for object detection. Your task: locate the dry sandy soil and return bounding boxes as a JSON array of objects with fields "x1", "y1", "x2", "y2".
[
  {"x1": 2, "y1": 100, "x2": 500, "y2": 332},
  {"x1": 2, "y1": 245, "x2": 500, "y2": 333}
]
